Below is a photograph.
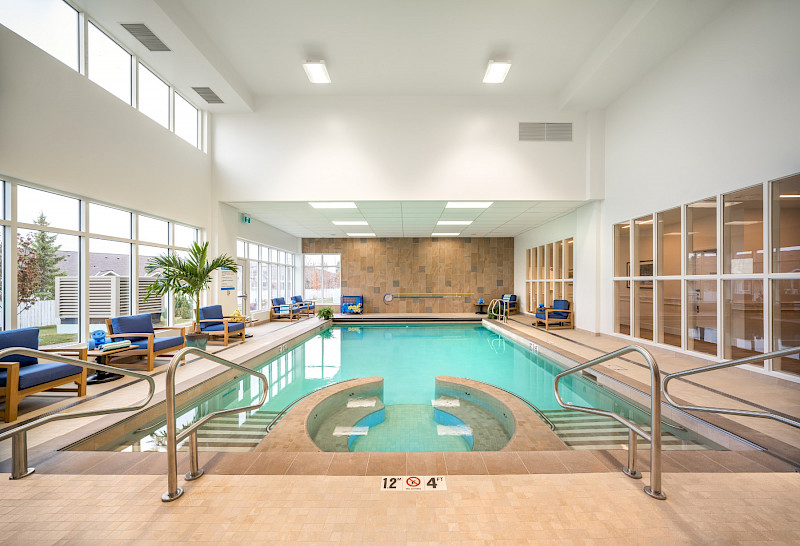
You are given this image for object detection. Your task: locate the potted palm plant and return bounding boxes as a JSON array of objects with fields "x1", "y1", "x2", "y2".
[{"x1": 144, "y1": 242, "x2": 238, "y2": 350}]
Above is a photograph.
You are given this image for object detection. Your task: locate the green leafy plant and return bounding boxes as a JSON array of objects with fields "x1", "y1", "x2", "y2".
[
  {"x1": 144, "y1": 242, "x2": 237, "y2": 332},
  {"x1": 316, "y1": 306, "x2": 334, "y2": 320}
]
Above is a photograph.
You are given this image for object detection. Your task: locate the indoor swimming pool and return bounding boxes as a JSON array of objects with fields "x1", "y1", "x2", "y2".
[{"x1": 74, "y1": 324, "x2": 723, "y2": 453}]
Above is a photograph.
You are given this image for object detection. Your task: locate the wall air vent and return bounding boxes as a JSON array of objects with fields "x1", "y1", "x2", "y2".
[
  {"x1": 519, "y1": 122, "x2": 573, "y2": 142},
  {"x1": 121, "y1": 23, "x2": 170, "y2": 52},
  {"x1": 192, "y1": 87, "x2": 224, "y2": 104}
]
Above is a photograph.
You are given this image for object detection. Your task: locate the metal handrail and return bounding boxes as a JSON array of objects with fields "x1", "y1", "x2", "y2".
[
  {"x1": 480, "y1": 381, "x2": 556, "y2": 431},
  {"x1": 265, "y1": 379, "x2": 357, "y2": 432},
  {"x1": 554, "y1": 345, "x2": 666, "y2": 500},
  {"x1": 0, "y1": 348, "x2": 156, "y2": 480},
  {"x1": 488, "y1": 299, "x2": 508, "y2": 324},
  {"x1": 162, "y1": 347, "x2": 268, "y2": 502},
  {"x1": 663, "y1": 346, "x2": 800, "y2": 429}
]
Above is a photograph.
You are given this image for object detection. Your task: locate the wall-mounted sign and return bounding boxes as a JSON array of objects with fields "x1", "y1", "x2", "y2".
[{"x1": 220, "y1": 267, "x2": 237, "y2": 291}]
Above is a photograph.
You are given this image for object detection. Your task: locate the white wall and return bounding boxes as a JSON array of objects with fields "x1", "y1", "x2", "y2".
[
  {"x1": 599, "y1": 0, "x2": 800, "y2": 334},
  {"x1": 213, "y1": 95, "x2": 591, "y2": 202},
  {"x1": 0, "y1": 25, "x2": 212, "y2": 228}
]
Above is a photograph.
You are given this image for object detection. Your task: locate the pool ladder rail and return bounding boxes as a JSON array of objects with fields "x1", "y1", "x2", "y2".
[
  {"x1": 0, "y1": 348, "x2": 156, "y2": 481},
  {"x1": 554, "y1": 345, "x2": 667, "y2": 500},
  {"x1": 487, "y1": 298, "x2": 510, "y2": 324},
  {"x1": 162, "y1": 347, "x2": 268, "y2": 502},
  {"x1": 663, "y1": 346, "x2": 800, "y2": 430}
]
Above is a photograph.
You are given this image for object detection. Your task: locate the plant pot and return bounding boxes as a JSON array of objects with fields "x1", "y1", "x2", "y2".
[{"x1": 185, "y1": 333, "x2": 209, "y2": 351}]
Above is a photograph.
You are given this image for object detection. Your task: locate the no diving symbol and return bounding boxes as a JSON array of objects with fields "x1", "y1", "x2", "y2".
[{"x1": 406, "y1": 476, "x2": 421, "y2": 488}]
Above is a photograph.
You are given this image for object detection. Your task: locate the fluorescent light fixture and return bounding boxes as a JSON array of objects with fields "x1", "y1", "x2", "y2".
[
  {"x1": 483, "y1": 61, "x2": 511, "y2": 84},
  {"x1": 620, "y1": 224, "x2": 630, "y2": 229},
  {"x1": 303, "y1": 60, "x2": 330, "y2": 84},
  {"x1": 724, "y1": 220, "x2": 761, "y2": 226},
  {"x1": 445, "y1": 201, "x2": 493, "y2": 209},
  {"x1": 780, "y1": 194, "x2": 800, "y2": 198},
  {"x1": 437, "y1": 220, "x2": 472, "y2": 226},
  {"x1": 347, "y1": 232, "x2": 375, "y2": 237},
  {"x1": 332, "y1": 220, "x2": 368, "y2": 226},
  {"x1": 309, "y1": 202, "x2": 357, "y2": 209},
  {"x1": 636, "y1": 219, "x2": 654, "y2": 225},
  {"x1": 432, "y1": 232, "x2": 460, "y2": 237}
]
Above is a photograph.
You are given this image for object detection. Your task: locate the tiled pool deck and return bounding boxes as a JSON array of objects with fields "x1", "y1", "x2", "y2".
[{"x1": 1, "y1": 314, "x2": 799, "y2": 542}]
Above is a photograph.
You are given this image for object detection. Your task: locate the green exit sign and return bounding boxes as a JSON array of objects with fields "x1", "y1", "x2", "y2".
[{"x1": 240, "y1": 214, "x2": 251, "y2": 224}]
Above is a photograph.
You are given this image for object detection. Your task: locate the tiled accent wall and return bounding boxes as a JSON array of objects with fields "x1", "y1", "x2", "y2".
[{"x1": 302, "y1": 237, "x2": 514, "y2": 313}]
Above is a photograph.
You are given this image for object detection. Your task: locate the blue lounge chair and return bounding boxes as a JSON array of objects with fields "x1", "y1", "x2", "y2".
[
  {"x1": 0, "y1": 328, "x2": 88, "y2": 422},
  {"x1": 291, "y1": 295, "x2": 316, "y2": 316},
  {"x1": 271, "y1": 297, "x2": 300, "y2": 321},
  {"x1": 198, "y1": 305, "x2": 246, "y2": 346},
  {"x1": 534, "y1": 299, "x2": 573, "y2": 330},
  {"x1": 105, "y1": 314, "x2": 186, "y2": 371}
]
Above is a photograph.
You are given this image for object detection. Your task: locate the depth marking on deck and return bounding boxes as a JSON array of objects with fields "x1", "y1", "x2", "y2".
[{"x1": 380, "y1": 476, "x2": 447, "y2": 491}]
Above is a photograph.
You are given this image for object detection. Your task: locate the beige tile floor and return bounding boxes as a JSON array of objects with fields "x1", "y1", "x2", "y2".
[{"x1": 2, "y1": 314, "x2": 800, "y2": 544}]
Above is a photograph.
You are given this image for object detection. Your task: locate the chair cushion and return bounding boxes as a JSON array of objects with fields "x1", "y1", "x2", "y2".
[
  {"x1": 553, "y1": 299, "x2": 570, "y2": 310},
  {"x1": 201, "y1": 322, "x2": 244, "y2": 333},
  {"x1": 129, "y1": 336, "x2": 184, "y2": 352},
  {"x1": 534, "y1": 312, "x2": 546, "y2": 320},
  {"x1": 272, "y1": 297, "x2": 286, "y2": 307},
  {"x1": 0, "y1": 328, "x2": 39, "y2": 366},
  {"x1": 0, "y1": 361, "x2": 82, "y2": 390},
  {"x1": 111, "y1": 314, "x2": 155, "y2": 342},
  {"x1": 291, "y1": 295, "x2": 303, "y2": 304},
  {"x1": 549, "y1": 311, "x2": 569, "y2": 320},
  {"x1": 199, "y1": 305, "x2": 224, "y2": 328}
]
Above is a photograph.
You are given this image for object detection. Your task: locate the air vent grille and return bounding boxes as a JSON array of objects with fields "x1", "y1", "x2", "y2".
[
  {"x1": 519, "y1": 122, "x2": 573, "y2": 142},
  {"x1": 192, "y1": 87, "x2": 224, "y2": 104},
  {"x1": 121, "y1": 23, "x2": 170, "y2": 52}
]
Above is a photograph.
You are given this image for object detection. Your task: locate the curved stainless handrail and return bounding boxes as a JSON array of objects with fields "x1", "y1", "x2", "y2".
[
  {"x1": 0, "y1": 348, "x2": 156, "y2": 480},
  {"x1": 480, "y1": 381, "x2": 556, "y2": 431},
  {"x1": 554, "y1": 345, "x2": 666, "y2": 500},
  {"x1": 488, "y1": 299, "x2": 508, "y2": 323},
  {"x1": 162, "y1": 347, "x2": 268, "y2": 502},
  {"x1": 265, "y1": 379, "x2": 359, "y2": 433},
  {"x1": 663, "y1": 346, "x2": 800, "y2": 429}
]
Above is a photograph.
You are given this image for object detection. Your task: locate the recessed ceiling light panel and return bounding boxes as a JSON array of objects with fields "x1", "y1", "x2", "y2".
[
  {"x1": 347, "y1": 232, "x2": 375, "y2": 237},
  {"x1": 333, "y1": 220, "x2": 368, "y2": 226},
  {"x1": 437, "y1": 220, "x2": 472, "y2": 226},
  {"x1": 309, "y1": 202, "x2": 357, "y2": 209},
  {"x1": 432, "y1": 232, "x2": 460, "y2": 237},
  {"x1": 483, "y1": 61, "x2": 511, "y2": 84},
  {"x1": 445, "y1": 202, "x2": 493, "y2": 209},
  {"x1": 303, "y1": 60, "x2": 331, "y2": 84}
]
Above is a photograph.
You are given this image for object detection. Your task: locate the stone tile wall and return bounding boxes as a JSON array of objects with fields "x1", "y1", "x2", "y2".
[{"x1": 302, "y1": 237, "x2": 514, "y2": 313}]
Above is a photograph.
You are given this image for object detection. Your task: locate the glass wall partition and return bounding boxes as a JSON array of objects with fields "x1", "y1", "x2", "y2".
[
  {"x1": 524, "y1": 238, "x2": 574, "y2": 314},
  {"x1": 613, "y1": 173, "x2": 800, "y2": 378},
  {"x1": 236, "y1": 239, "x2": 296, "y2": 313}
]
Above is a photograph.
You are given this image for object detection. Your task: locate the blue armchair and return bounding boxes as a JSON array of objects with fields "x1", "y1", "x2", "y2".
[
  {"x1": 0, "y1": 328, "x2": 87, "y2": 422},
  {"x1": 104, "y1": 314, "x2": 186, "y2": 371},
  {"x1": 291, "y1": 295, "x2": 315, "y2": 316},
  {"x1": 500, "y1": 294, "x2": 518, "y2": 314},
  {"x1": 534, "y1": 299, "x2": 573, "y2": 330},
  {"x1": 271, "y1": 297, "x2": 300, "y2": 321},
  {"x1": 198, "y1": 305, "x2": 246, "y2": 346}
]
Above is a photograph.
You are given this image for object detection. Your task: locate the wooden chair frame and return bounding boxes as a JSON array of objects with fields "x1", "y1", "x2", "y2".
[
  {"x1": 103, "y1": 320, "x2": 186, "y2": 372},
  {"x1": 198, "y1": 318, "x2": 246, "y2": 346},
  {"x1": 0, "y1": 347, "x2": 88, "y2": 423},
  {"x1": 270, "y1": 304, "x2": 299, "y2": 321},
  {"x1": 534, "y1": 308, "x2": 574, "y2": 330}
]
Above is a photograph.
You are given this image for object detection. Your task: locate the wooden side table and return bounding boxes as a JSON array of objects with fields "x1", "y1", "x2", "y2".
[{"x1": 86, "y1": 346, "x2": 133, "y2": 384}]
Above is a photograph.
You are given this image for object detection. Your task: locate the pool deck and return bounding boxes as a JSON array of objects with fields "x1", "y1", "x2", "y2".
[{"x1": 1, "y1": 313, "x2": 799, "y2": 543}]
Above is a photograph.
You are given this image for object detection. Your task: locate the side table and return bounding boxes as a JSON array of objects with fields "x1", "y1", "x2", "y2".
[
  {"x1": 474, "y1": 302, "x2": 488, "y2": 315},
  {"x1": 86, "y1": 346, "x2": 132, "y2": 384}
]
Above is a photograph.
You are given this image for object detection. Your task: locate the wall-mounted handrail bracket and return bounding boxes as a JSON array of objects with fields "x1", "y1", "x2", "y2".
[
  {"x1": 162, "y1": 347, "x2": 268, "y2": 502},
  {"x1": 554, "y1": 345, "x2": 666, "y2": 500},
  {"x1": 0, "y1": 348, "x2": 156, "y2": 480},
  {"x1": 663, "y1": 346, "x2": 800, "y2": 429}
]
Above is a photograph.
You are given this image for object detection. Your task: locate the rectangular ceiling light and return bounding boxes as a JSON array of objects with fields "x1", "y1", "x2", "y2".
[
  {"x1": 333, "y1": 220, "x2": 368, "y2": 226},
  {"x1": 303, "y1": 61, "x2": 331, "y2": 84},
  {"x1": 347, "y1": 232, "x2": 375, "y2": 237},
  {"x1": 483, "y1": 61, "x2": 511, "y2": 84},
  {"x1": 445, "y1": 201, "x2": 493, "y2": 209},
  {"x1": 432, "y1": 232, "x2": 460, "y2": 237},
  {"x1": 780, "y1": 194, "x2": 800, "y2": 198},
  {"x1": 437, "y1": 220, "x2": 472, "y2": 226},
  {"x1": 309, "y1": 202, "x2": 357, "y2": 209}
]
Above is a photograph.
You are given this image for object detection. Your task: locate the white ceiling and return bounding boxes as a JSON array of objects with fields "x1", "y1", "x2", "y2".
[{"x1": 225, "y1": 200, "x2": 588, "y2": 238}]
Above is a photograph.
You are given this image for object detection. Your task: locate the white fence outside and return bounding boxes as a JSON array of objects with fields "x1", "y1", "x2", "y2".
[{"x1": 17, "y1": 300, "x2": 57, "y2": 328}]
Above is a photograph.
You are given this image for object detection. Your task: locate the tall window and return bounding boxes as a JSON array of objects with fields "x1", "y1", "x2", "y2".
[
  {"x1": 524, "y1": 238, "x2": 573, "y2": 314},
  {"x1": 174, "y1": 93, "x2": 199, "y2": 147},
  {"x1": 613, "y1": 174, "x2": 800, "y2": 378},
  {"x1": 138, "y1": 63, "x2": 170, "y2": 129},
  {"x1": 1, "y1": 179, "x2": 200, "y2": 346},
  {"x1": 304, "y1": 254, "x2": 341, "y2": 305},
  {"x1": 236, "y1": 240, "x2": 295, "y2": 312},
  {"x1": 0, "y1": 0, "x2": 79, "y2": 70},
  {"x1": 87, "y1": 22, "x2": 132, "y2": 105}
]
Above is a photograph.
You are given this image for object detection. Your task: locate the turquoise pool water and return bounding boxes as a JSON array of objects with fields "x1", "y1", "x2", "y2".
[{"x1": 92, "y1": 325, "x2": 719, "y2": 452}]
